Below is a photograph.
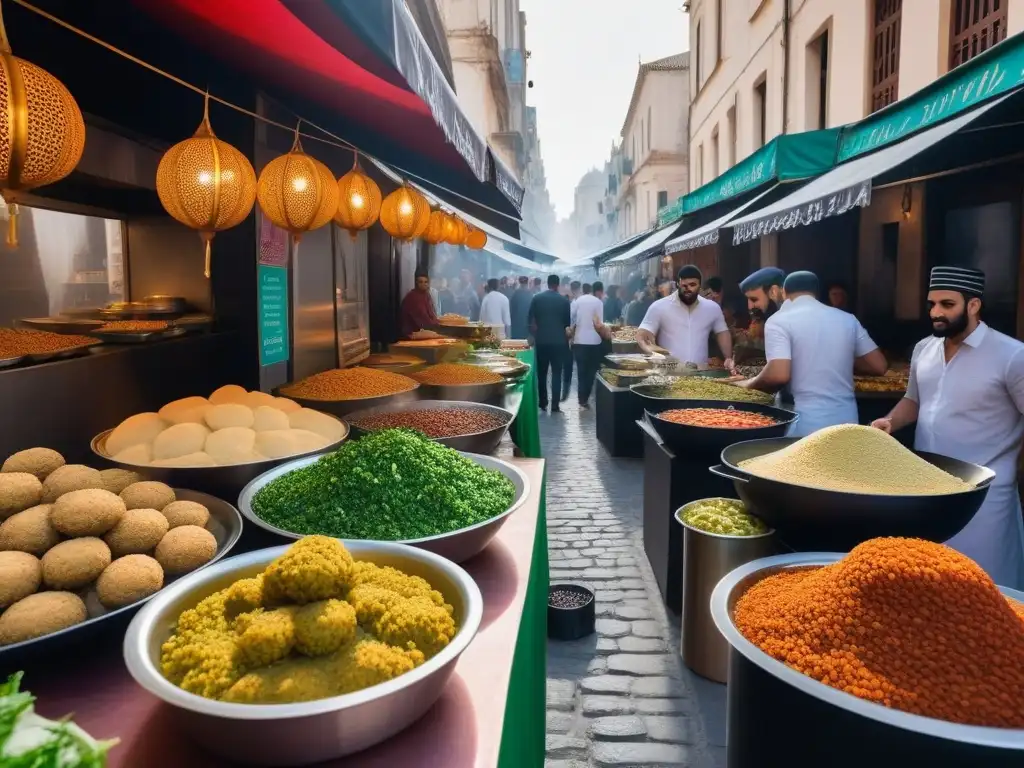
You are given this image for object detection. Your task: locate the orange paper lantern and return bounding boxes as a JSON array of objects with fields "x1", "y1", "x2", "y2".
[
  {"x1": 256, "y1": 131, "x2": 339, "y2": 243},
  {"x1": 334, "y1": 156, "x2": 381, "y2": 238},
  {"x1": 379, "y1": 184, "x2": 430, "y2": 241},
  {"x1": 422, "y1": 209, "x2": 452, "y2": 245},
  {"x1": 445, "y1": 214, "x2": 468, "y2": 246},
  {"x1": 465, "y1": 226, "x2": 487, "y2": 250}
]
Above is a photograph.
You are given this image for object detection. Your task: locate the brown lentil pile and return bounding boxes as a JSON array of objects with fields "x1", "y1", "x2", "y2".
[
  {"x1": 97, "y1": 320, "x2": 170, "y2": 332},
  {"x1": 0, "y1": 328, "x2": 97, "y2": 358},
  {"x1": 281, "y1": 367, "x2": 418, "y2": 401},
  {"x1": 351, "y1": 408, "x2": 508, "y2": 438},
  {"x1": 411, "y1": 363, "x2": 503, "y2": 386},
  {"x1": 735, "y1": 538, "x2": 1024, "y2": 727}
]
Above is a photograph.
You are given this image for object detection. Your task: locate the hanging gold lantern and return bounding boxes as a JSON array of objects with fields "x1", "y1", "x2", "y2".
[
  {"x1": 445, "y1": 214, "x2": 469, "y2": 246},
  {"x1": 0, "y1": 0, "x2": 85, "y2": 248},
  {"x1": 379, "y1": 184, "x2": 430, "y2": 241},
  {"x1": 465, "y1": 226, "x2": 487, "y2": 250},
  {"x1": 422, "y1": 208, "x2": 451, "y2": 245},
  {"x1": 156, "y1": 95, "x2": 257, "y2": 278},
  {"x1": 334, "y1": 155, "x2": 381, "y2": 238},
  {"x1": 257, "y1": 129, "x2": 338, "y2": 244}
]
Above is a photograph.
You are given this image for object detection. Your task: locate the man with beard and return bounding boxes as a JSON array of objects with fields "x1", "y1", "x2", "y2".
[
  {"x1": 740, "y1": 266, "x2": 786, "y2": 322},
  {"x1": 737, "y1": 271, "x2": 886, "y2": 436},
  {"x1": 871, "y1": 266, "x2": 1024, "y2": 588},
  {"x1": 636, "y1": 265, "x2": 733, "y2": 369}
]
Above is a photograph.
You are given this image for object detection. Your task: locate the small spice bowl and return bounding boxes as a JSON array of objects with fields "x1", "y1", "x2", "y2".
[{"x1": 547, "y1": 583, "x2": 595, "y2": 641}]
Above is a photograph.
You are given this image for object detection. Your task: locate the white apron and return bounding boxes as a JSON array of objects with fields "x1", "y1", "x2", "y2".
[{"x1": 944, "y1": 482, "x2": 1024, "y2": 589}]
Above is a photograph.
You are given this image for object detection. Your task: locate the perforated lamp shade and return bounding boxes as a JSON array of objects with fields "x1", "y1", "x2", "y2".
[
  {"x1": 379, "y1": 184, "x2": 430, "y2": 241},
  {"x1": 0, "y1": 3, "x2": 85, "y2": 248},
  {"x1": 422, "y1": 209, "x2": 454, "y2": 245},
  {"x1": 445, "y1": 214, "x2": 468, "y2": 246},
  {"x1": 257, "y1": 133, "x2": 339, "y2": 243},
  {"x1": 465, "y1": 226, "x2": 487, "y2": 250},
  {"x1": 334, "y1": 159, "x2": 381, "y2": 237},
  {"x1": 156, "y1": 98, "x2": 257, "y2": 277}
]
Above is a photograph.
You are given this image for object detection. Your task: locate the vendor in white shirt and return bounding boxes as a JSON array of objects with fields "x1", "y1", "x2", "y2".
[
  {"x1": 636, "y1": 265, "x2": 733, "y2": 369},
  {"x1": 479, "y1": 278, "x2": 511, "y2": 339},
  {"x1": 737, "y1": 271, "x2": 887, "y2": 436},
  {"x1": 872, "y1": 266, "x2": 1024, "y2": 589}
]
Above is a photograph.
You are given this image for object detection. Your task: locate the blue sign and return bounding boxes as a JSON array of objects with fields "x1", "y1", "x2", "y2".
[
  {"x1": 504, "y1": 49, "x2": 524, "y2": 84},
  {"x1": 258, "y1": 264, "x2": 289, "y2": 366}
]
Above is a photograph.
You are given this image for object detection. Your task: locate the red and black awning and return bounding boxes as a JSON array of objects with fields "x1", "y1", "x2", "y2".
[{"x1": 133, "y1": 0, "x2": 523, "y2": 236}]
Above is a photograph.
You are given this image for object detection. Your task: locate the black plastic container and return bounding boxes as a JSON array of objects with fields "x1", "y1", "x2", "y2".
[
  {"x1": 713, "y1": 554, "x2": 1024, "y2": 767},
  {"x1": 710, "y1": 437, "x2": 996, "y2": 551},
  {"x1": 645, "y1": 400, "x2": 798, "y2": 460},
  {"x1": 547, "y1": 584, "x2": 595, "y2": 640}
]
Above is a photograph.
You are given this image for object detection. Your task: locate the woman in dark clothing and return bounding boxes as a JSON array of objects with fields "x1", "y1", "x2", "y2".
[{"x1": 603, "y1": 285, "x2": 624, "y2": 322}]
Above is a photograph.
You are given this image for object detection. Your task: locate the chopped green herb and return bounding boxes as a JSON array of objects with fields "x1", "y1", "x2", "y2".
[{"x1": 251, "y1": 429, "x2": 516, "y2": 540}]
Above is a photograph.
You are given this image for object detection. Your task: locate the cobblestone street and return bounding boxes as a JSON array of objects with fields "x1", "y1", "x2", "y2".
[{"x1": 542, "y1": 397, "x2": 726, "y2": 768}]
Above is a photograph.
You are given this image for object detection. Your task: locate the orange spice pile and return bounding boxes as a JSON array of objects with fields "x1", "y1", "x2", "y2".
[
  {"x1": 411, "y1": 363, "x2": 503, "y2": 386},
  {"x1": 281, "y1": 367, "x2": 417, "y2": 401},
  {"x1": 0, "y1": 328, "x2": 97, "y2": 358},
  {"x1": 660, "y1": 408, "x2": 777, "y2": 429},
  {"x1": 735, "y1": 538, "x2": 1024, "y2": 727}
]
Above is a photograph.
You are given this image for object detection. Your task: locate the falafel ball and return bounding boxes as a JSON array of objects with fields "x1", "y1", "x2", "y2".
[
  {"x1": 99, "y1": 468, "x2": 143, "y2": 495},
  {"x1": 0, "y1": 472, "x2": 43, "y2": 521},
  {"x1": 41, "y1": 537, "x2": 111, "y2": 590},
  {"x1": 96, "y1": 554, "x2": 164, "y2": 609},
  {"x1": 104, "y1": 507, "x2": 169, "y2": 557},
  {"x1": 155, "y1": 525, "x2": 217, "y2": 575},
  {"x1": 0, "y1": 591, "x2": 87, "y2": 645},
  {"x1": 0, "y1": 504, "x2": 59, "y2": 555},
  {"x1": 161, "y1": 500, "x2": 210, "y2": 529},
  {"x1": 120, "y1": 481, "x2": 176, "y2": 511},
  {"x1": 41, "y1": 464, "x2": 104, "y2": 503},
  {"x1": 2, "y1": 447, "x2": 65, "y2": 480},
  {"x1": 51, "y1": 488, "x2": 126, "y2": 537},
  {"x1": 0, "y1": 551, "x2": 41, "y2": 607}
]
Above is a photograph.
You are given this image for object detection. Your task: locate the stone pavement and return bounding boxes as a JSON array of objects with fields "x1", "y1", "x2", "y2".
[{"x1": 540, "y1": 397, "x2": 726, "y2": 768}]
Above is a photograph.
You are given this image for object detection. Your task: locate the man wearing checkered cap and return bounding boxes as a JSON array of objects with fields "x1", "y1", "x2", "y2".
[{"x1": 873, "y1": 266, "x2": 1024, "y2": 588}]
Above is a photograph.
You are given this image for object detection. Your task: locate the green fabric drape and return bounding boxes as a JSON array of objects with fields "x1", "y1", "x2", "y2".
[{"x1": 497, "y1": 348, "x2": 547, "y2": 768}]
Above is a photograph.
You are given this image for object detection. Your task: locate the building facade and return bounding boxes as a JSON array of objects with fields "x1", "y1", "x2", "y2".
[
  {"x1": 688, "y1": 0, "x2": 1024, "y2": 190},
  {"x1": 572, "y1": 168, "x2": 609, "y2": 255},
  {"x1": 615, "y1": 53, "x2": 691, "y2": 238}
]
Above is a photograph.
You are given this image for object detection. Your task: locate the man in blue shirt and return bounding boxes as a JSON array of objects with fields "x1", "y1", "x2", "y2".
[{"x1": 528, "y1": 274, "x2": 571, "y2": 412}]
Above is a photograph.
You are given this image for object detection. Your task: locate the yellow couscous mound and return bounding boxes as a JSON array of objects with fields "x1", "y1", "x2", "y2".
[{"x1": 159, "y1": 536, "x2": 457, "y2": 703}]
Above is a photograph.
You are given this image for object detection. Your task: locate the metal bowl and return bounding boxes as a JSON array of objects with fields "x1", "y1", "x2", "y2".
[
  {"x1": 123, "y1": 540, "x2": 483, "y2": 767},
  {"x1": 278, "y1": 383, "x2": 421, "y2": 418},
  {"x1": 237, "y1": 452, "x2": 530, "y2": 563},
  {"x1": 416, "y1": 380, "x2": 508, "y2": 405},
  {"x1": 436, "y1": 322, "x2": 490, "y2": 340},
  {"x1": 345, "y1": 399, "x2": 513, "y2": 454},
  {"x1": 709, "y1": 437, "x2": 996, "y2": 552},
  {"x1": 91, "y1": 419, "x2": 348, "y2": 501},
  {"x1": 0, "y1": 490, "x2": 241, "y2": 665},
  {"x1": 645, "y1": 400, "x2": 798, "y2": 460},
  {"x1": 712, "y1": 553, "x2": 1024, "y2": 766}
]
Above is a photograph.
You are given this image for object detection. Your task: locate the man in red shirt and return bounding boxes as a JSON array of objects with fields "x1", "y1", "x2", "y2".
[{"x1": 399, "y1": 272, "x2": 438, "y2": 338}]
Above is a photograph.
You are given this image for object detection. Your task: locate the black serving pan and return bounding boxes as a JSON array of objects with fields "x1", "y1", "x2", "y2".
[
  {"x1": 645, "y1": 400, "x2": 798, "y2": 460},
  {"x1": 709, "y1": 437, "x2": 995, "y2": 552}
]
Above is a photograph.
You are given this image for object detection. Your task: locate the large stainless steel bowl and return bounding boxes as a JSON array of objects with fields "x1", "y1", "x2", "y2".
[
  {"x1": 278, "y1": 384, "x2": 421, "y2": 418},
  {"x1": 416, "y1": 380, "x2": 508, "y2": 404},
  {"x1": 344, "y1": 399, "x2": 513, "y2": 454},
  {"x1": 711, "y1": 553, "x2": 1024, "y2": 767},
  {"x1": 0, "y1": 490, "x2": 241, "y2": 664},
  {"x1": 91, "y1": 419, "x2": 348, "y2": 501},
  {"x1": 123, "y1": 541, "x2": 483, "y2": 767},
  {"x1": 237, "y1": 451, "x2": 530, "y2": 563}
]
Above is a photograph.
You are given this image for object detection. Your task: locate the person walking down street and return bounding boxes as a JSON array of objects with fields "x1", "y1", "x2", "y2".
[
  {"x1": 572, "y1": 281, "x2": 608, "y2": 409},
  {"x1": 398, "y1": 271, "x2": 438, "y2": 339},
  {"x1": 603, "y1": 285, "x2": 624, "y2": 323},
  {"x1": 436, "y1": 278, "x2": 456, "y2": 316},
  {"x1": 626, "y1": 285, "x2": 656, "y2": 327},
  {"x1": 510, "y1": 275, "x2": 533, "y2": 340},
  {"x1": 479, "y1": 278, "x2": 511, "y2": 339},
  {"x1": 528, "y1": 274, "x2": 571, "y2": 413},
  {"x1": 872, "y1": 266, "x2": 1024, "y2": 589},
  {"x1": 562, "y1": 280, "x2": 583, "y2": 398},
  {"x1": 453, "y1": 269, "x2": 481, "y2": 321},
  {"x1": 531, "y1": 276, "x2": 543, "y2": 294}
]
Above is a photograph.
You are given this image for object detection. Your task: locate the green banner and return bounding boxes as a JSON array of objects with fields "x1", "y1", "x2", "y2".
[
  {"x1": 839, "y1": 33, "x2": 1024, "y2": 162},
  {"x1": 656, "y1": 198, "x2": 685, "y2": 227},
  {"x1": 258, "y1": 264, "x2": 289, "y2": 366},
  {"x1": 682, "y1": 141, "x2": 777, "y2": 214}
]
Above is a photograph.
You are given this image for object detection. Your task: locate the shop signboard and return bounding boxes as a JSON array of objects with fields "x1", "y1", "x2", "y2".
[
  {"x1": 657, "y1": 198, "x2": 685, "y2": 227},
  {"x1": 682, "y1": 142, "x2": 778, "y2": 214},
  {"x1": 258, "y1": 264, "x2": 288, "y2": 366}
]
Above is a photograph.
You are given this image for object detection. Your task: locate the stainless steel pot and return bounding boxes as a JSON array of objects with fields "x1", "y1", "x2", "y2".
[
  {"x1": 279, "y1": 384, "x2": 421, "y2": 418},
  {"x1": 711, "y1": 553, "x2": 1024, "y2": 767},
  {"x1": 123, "y1": 541, "x2": 483, "y2": 766},
  {"x1": 416, "y1": 380, "x2": 508, "y2": 405},
  {"x1": 344, "y1": 399, "x2": 513, "y2": 454}
]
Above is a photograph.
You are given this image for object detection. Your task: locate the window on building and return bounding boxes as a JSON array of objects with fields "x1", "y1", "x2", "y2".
[
  {"x1": 695, "y1": 21, "x2": 703, "y2": 88},
  {"x1": 950, "y1": 0, "x2": 1007, "y2": 69},
  {"x1": 646, "y1": 190, "x2": 651, "y2": 224},
  {"x1": 725, "y1": 105, "x2": 736, "y2": 168},
  {"x1": 696, "y1": 143, "x2": 704, "y2": 185},
  {"x1": 871, "y1": 0, "x2": 902, "y2": 113},
  {"x1": 711, "y1": 127, "x2": 720, "y2": 177},
  {"x1": 647, "y1": 106, "x2": 652, "y2": 150},
  {"x1": 641, "y1": 119, "x2": 645, "y2": 154},
  {"x1": 657, "y1": 190, "x2": 669, "y2": 210},
  {"x1": 716, "y1": 0, "x2": 724, "y2": 62},
  {"x1": 806, "y1": 28, "x2": 830, "y2": 129},
  {"x1": 753, "y1": 79, "x2": 767, "y2": 148}
]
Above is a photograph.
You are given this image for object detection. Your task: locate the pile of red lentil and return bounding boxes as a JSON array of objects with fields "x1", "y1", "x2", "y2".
[
  {"x1": 659, "y1": 408, "x2": 778, "y2": 429},
  {"x1": 351, "y1": 407, "x2": 509, "y2": 438},
  {"x1": 735, "y1": 537, "x2": 1024, "y2": 727}
]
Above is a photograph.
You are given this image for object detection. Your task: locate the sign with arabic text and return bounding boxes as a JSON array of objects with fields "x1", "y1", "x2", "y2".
[
  {"x1": 682, "y1": 141, "x2": 777, "y2": 214},
  {"x1": 258, "y1": 264, "x2": 289, "y2": 367},
  {"x1": 732, "y1": 181, "x2": 871, "y2": 245}
]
